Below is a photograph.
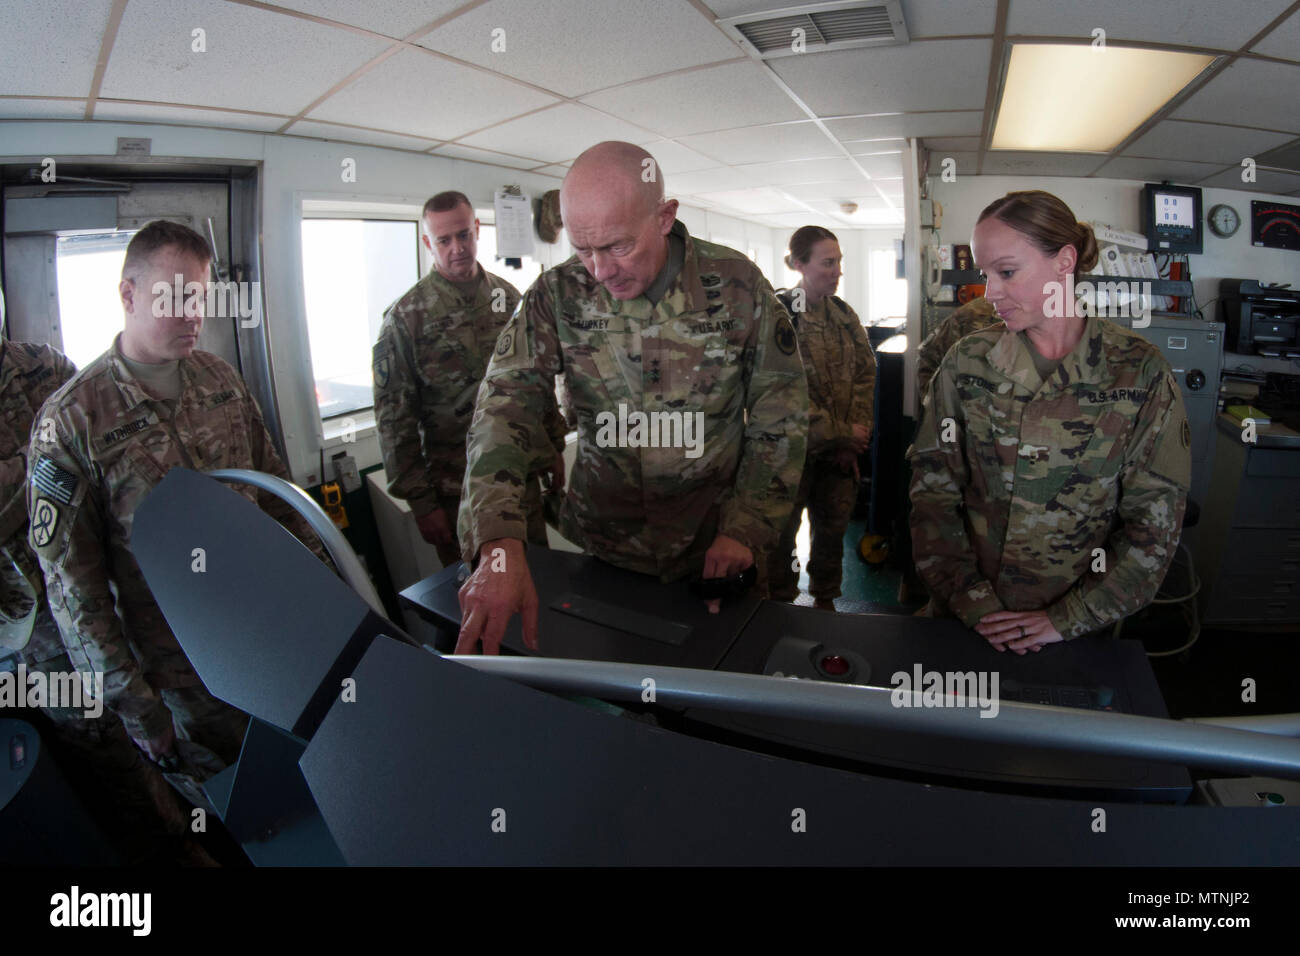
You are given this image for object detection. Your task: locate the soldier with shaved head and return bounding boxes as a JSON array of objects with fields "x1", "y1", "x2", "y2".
[{"x1": 456, "y1": 141, "x2": 808, "y2": 654}]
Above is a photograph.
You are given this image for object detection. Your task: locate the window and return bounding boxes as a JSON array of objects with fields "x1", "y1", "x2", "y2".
[
  {"x1": 55, "y1": 231, "x2": 135, "y2": 369},
  {"x1": 301, "y1": 219, "x2": 419, "y2": 420},
  {"x1": 867, "y1": 247, "x2": 907, "y2": 323},
  {"x1": 473, "y1": 209, "x2": 543, "y2": 283}
]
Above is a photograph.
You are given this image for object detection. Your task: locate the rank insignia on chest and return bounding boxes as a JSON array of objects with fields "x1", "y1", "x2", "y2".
[{"x1": 775, "y1": 313, "x2": 797, "y2": 356}]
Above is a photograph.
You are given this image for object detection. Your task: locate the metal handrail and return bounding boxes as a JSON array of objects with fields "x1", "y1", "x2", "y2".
[
  {"x1": 209, "y1": 468, "x2": 385, "y2": 617},
  {"x1": 445, "y1": 654, "x2": 1300, "y2": 782}
]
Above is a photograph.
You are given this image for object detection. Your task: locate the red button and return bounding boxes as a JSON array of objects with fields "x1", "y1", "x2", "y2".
[{"x1": 820, "y1": 655, "x2": 850, "y2": 676}]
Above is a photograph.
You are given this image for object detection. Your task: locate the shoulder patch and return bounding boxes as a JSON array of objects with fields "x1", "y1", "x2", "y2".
[
  {"x1": 775, "y1": 313, "x2": 797, "y2": 356},
  {"x1": 495, "y1": 329, "x2": 516, "y2": 358},
  {"x1": 32, "y1": 456, "x2": 79, "y2": 506},
  {"x1": 30, "y1": 498, "x2": 59, "y2": 548}
]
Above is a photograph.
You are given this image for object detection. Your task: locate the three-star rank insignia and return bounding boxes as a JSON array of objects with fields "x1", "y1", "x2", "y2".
[{"x1": 774, "y1": 313, "x2": 797, "y2": 356}]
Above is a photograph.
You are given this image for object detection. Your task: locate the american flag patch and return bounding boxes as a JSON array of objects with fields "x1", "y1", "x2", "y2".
[{"x1": 32, "y1": 456, "x2": 78, "y2": 506}]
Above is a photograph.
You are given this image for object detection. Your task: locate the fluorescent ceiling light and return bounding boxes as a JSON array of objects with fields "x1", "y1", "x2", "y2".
[{"x1": 993, "y1": 44, "x2": 1215, "y2": 152}]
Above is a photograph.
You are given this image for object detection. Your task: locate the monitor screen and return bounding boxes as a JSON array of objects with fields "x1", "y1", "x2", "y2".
[{"x1": 1155, "y1": 192, "x2": 1195, "y2": 231}]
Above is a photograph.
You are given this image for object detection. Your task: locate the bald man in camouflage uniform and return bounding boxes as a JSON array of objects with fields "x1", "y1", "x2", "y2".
[
  {"x1": 456, "y1": 142, "x2": 808, "y2": 654},
  {"x1": 769, "y1": 289, "x2": 875, "y2": 606},
  {"x1": 916, "y1": 297, "x2": 1001, "y2": 396},
  {"x1": 373, "y1": 192, "x2": 557, "y2": 569},
  {"x1": 29, "y1": 220, "x2": 328, "y2": 810},
  {"x1": 907, "y1": 315, "x2": 1190, "y2": 641},
  {"x1": 1, "y1": 334, "x2": 192, "y2": 860}
]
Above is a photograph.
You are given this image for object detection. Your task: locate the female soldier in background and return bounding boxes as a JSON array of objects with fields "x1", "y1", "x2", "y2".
[
  {"x1": 908, "y1": 190, "x2": 1191, "y2": 652},
  {"x1": 769, "y1": 226, "x2": 876, "y2": 610}
]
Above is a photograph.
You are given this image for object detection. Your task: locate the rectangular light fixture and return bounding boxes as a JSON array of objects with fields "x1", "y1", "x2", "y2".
[{"x1": 992, "y1": 43, "x2": 1217, "y2": 152}]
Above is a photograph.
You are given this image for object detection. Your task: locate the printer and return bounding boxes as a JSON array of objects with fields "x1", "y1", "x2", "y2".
[{"x1": 1218, "y1": 279, "x2": 1300, "y2": 358}]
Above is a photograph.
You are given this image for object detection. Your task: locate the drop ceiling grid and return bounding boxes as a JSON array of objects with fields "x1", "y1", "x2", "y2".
[
  {"x1": 1003, "y1": 0, "x2": 1298, "y2": 52},
  {"x1": 97, "y1": 0, "x2": 394, "y2": 116},
  {"x1": 1124, "y1": 120, "x2": 1298, "y2": 165},
  {"x1": 0, "y1": 0, "x2": 115, "y2": 97},
  {"x1": 252, "y1": 0, "x2": 472, "y2": 40},
  {"x1": 1170, "y1": 58, "x2": 1300, "y2": 134}
]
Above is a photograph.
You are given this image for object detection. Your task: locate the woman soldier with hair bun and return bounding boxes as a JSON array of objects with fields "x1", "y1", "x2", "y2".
[
  {"x1": 769, "y1": 225, "x2": 876, "y2": 610},
  {"x1": 908, "y1": 190, "x2": 1191, "y2": 652}
]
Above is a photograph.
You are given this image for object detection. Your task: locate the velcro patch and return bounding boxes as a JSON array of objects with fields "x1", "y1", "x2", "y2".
[
  {"x1": 774, "y1": 313, "x2": 797, "y2": 356},
  {"x1": 30, "y1": 498, "x2": 59, "y2": 548},
  {"x1": 32, "y1": 456, "x2": 78, "y2": 506}
]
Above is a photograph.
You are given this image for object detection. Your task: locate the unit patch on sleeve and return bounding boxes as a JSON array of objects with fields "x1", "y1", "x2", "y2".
[{"x1": 30, "y1": 498, "x2": 59, "y2": 548}]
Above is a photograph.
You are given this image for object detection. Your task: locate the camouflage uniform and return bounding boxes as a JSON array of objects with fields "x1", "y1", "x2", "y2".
[
  {"x1": 1, "y1": 342, "x2": 187, "y2": 859},
  {"x1": 916, "y1": 297, "x2": 1001, "y2": 396},
  {"x1": 769, "y1": 292, "x2": 876, "y2": 602},
  {"x1": 907, "y1": 316, "x2": 1191, "y2": 638},
  {"x1": 28, "y1": 335, "x2": 328, "y2": 804},
  {"x1": 373, "y1": 265, "x2": 557, "y2": 567},
  {"x1": 460, "y1": 220, "x2": 808, "y2": 581}
]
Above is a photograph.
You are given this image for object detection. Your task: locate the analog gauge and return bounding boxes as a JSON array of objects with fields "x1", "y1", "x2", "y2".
[{"x1": 1208, "y1": 203, "x2": 1240, "y2": 238}]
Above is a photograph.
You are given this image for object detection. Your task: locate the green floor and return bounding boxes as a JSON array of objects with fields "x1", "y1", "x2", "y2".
[{"x1": 791, "y1": 514, "x2": 915, "y2": 612}]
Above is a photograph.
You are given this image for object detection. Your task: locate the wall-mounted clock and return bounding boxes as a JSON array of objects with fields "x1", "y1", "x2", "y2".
[{"x1": 1207, "y1": 203, "x2": 1240, "y2": 238}]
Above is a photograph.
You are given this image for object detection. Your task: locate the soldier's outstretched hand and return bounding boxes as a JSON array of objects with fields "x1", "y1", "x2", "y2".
[{"x1": 456, "y1": 538, "x2": 539, "y2": 654}]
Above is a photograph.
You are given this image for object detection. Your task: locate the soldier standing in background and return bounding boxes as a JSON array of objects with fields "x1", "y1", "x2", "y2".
[
  {"x1": 455, "y1": 141, "x2": 808, "y2": 654},
  {"x1": 29, "y1": 220, "x2": 329, "y2": 809},
  {"x1": 908, "y1": 191, "x2": 1190, "y2": 653},
  {"x1": 769, "y1": 226, "x2": 876, "y2": 610},
  {"x1": 372, "y1": 191, "x2": 562, "y2": 569}
]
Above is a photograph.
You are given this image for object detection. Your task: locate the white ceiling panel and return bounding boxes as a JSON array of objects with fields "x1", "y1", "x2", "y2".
[
  {"x1": 93, "y1": 101, "x2": 288, "y2": 131},
  {"x1": 806, "y1": 196, "x2": 892, "y2": 214},
  {"x1": 677, "y1": 121, "x2": 841, "y2": 165},
  {"x1": 854, "y1": 153, "x2": 904, "y2": 178},
  {"x1": 286, "y1": 120, "x2": 442, "y2": 150},
  {"x1": 0, "y1": 0, "x2": 113, "y2": 96},
  {"x1": 904, "y1": 0, "x2": 998, "y2": 38},
  {"x1": 981, "y1": 151, "x2": 1105, "y2": 176},
  {"x1": 1006, "y1": 0, "x2": 1295, "y2": 51},
  {"x1": 457, "y1": 104, "x2": 659, "y2": 164},
  {"x1": 101, "y1": 0, "x2": 393, "y2": 116},
  {"x1": 1251, "y1": 9, "x2": 1300, "y2": 59},
  {"x1": 744, "y1": 157, "x2": 864, "y2": 184},
  {"x1": 1125, "y1": 120, "x2": 1295, "y2": 165},
  {"x1": 1091, "y1": 156, "x2": 1228, "y2": 183},
  {"x1": 642, "y1": 141, "x2": 724, "y2": 176},
  {"x1": 308, "y1": 48, "x2": 558, "y2": 141},
  {"x1": 1193, "y1": 167, "x2": 1300, "y2": 192},
  {"x1": 783, "y1": 181, "x2": 887, "y2": 201},
  {"x1": 1172, "y1": 59, "x2": 1300, "y2": 133},
  {"x1": 762, "y1": 211, "x2": 844, "y2": 229},
  {"x1": 771, "y1": 39, "x2": 991, "y2": 115},
  {"x1": 664, "y1": 166, "x2": 764, "y2": 195},
  {"x1": 694, "y1": 187, "x2": 808, "y2": 215},
  {"x1": 0, "y1": 98, "x2": 86, "y2": 120},
  {"x1": 259, "y1": 0, "x2": 466, "y2": 39},
  {"x1": 829, "y1": 110, "x2": 982, "y2": 141},
  {"x1": 699, "y1": 0, "x2": 792, "y2": 17},
  {"x1": 430, "y1": 143, "x2": 547, "y2": 170},
  {"x1": 580, "y1": 60, "x2": 801, "y2": 138},
  {"x1": 417, "y1": 0, "x2": 740, "y2": 97}
]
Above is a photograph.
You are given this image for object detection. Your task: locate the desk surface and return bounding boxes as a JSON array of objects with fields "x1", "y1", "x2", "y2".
[{"x1": 400, "y1": 548, "x2": 760, "y2": 670}]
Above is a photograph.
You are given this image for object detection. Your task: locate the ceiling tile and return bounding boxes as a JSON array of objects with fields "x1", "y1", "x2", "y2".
[
  {"x1": 980, "y1": 151, "x2": 1105, "y2": 176},
  {"x1": 430, "y1": 143, "x2": 547, "y2": 169},
  {"x1": 1091, "y1": 156, "x2": 1228, "y2": 183},
  {"x1": 762, "y1": 211, "x2": 845, "y2": 229},
  {"x1": 286, "y1": 120, "x2": 442, "y2": 150},
  {"x1": 0, "y1": 0, "x2": 114, "y2": 96},
  {"x1": 1193, "y1": 168, "x2": 1300, "y2": 192},
  {"x1": 1251, "y1": 9, "x2": 1300, "y2": 59},
  {"x1": 93, "y1": 101, "x2": 288, "y2": 131},
  {"x1": 0, "y1": 98, "x2": 86, "y2": 120},
  {"x1": 1006, "y1": 0, "x2": 1295, "y2": 51},
  {"x1": 580, "y1": 60, "x2": 801, "y2": 138},
  {"x1": 309, "y1": 47, "x2": 558, "y2": 141},
  {"x1": 417, "y1": 0, "x2": 740, "y2": 97},
  {"x1": 1124, "y1": 120, "x2": 1295, "y2": 165},
  {"x1": 743, "y1": 157, "x2": 863, "y2": 185},
  {"x1": 101, "y1": 0, "x2": 393, "y2": 115},
  {"x1": 783, "y1": 181, "x2": 886, "y2": 202},
  {"x1": 829, "y1": 110, "x2": 983, "y2": 141},
  {"x1": 903, "y1": 0, "x2": 998, "y2": 38},
  {"x1": 457, "y1": 104, "x2": 659, "y2": 164},
  {"x1": 694, "y1": 186, "x2": 808, "y2": 215},
  {"x1": 640, "y1": 141, "x2": 722, "y2": 176},
  {"x1": 770, "y1": 39, "x2": 991, "y2": 115},
  {"x1": 1172, "y1": 59, "x2": 1300, "y2": 134},
  {"x1": 700, "y1": 0, "x2": 791, "y2": 17},
  {"x1": 677, "y1": 121, "x2": 841, "y2": 165},
  {"x1": 854, "y1": 153, "x2": 904, "y2": 178},
  {"x1": 259, "y1": 0, "x2": 466, "y2": 38},
  {"x1": 664, "y1": 166, "x2": 763, "y2": 195}
]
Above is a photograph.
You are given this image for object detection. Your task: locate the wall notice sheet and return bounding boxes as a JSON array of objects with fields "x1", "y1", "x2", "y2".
[{"x1": 493, "y1": 189, "x2": 534, "y2": 258}]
